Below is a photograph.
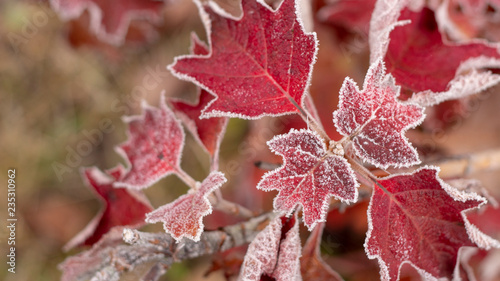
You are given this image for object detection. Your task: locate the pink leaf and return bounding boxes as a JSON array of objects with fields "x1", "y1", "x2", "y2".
[
  {"x1": 301, "y1": 223, "x2": 344, "y2": 281},
  {"x1": 114, "y1": 95, "x2": 185, "y2": 190},
  {"x1": 64, "y1": 166, "x2": 153, "y2": 250},
  {"x1": 365, "y1": 167, "x2": 487, "y2": 281},
  {"x1": 257, "y1": 129, "x2": 358, "y2": 230},
  {"x1": 238, "y1": 215, "x2": 301, "y2": 281},
  {"x1": 333, "y1": 59, "x2": 425, "y2": 169},
  {"x1": 170, "y1": 34, "x2": 228, "y2": 161},
  {"x1": 49, "y1": 0, "x2": 165, "y2": 45},
  {"x1": 385, "y1": 7, "x2": 500, "y2": 106},
  {"x1": 169, "y1": 0, "x2": 318, "y2": 119},
  {"x1": 145, "y1": 171, "x2": 226, "y2": 242}
]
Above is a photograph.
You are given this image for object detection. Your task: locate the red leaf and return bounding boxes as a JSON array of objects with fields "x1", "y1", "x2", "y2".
[
  {"x1": 365, "y1": 167, "x2": 487, "y2": 281},
  {"x1": 239, "y1": 214, "x2": 301, "y2": 281},
  {"x1": 257, "y1": 129, "x2": 358, "y2": 230},
  {"x1": 300, "y1": 223, "x2": 344, "y2": 281},
  {"x1": 64, "y1": 166, "x2": 153, "y2": 250},
  {"x1": 169, "y1": 0, "x2": 318, "y2": 119},
  {"x1": 49, "y1": 0, "x2": 164, "y2": 45},
  {"x1": 170, "y1": 34, "x2": 228, "y2": 162},
  {"x1": 333, "y1": 59, "x2": 424, "y2": 169},
  {"x1": 385, "y1": 7, "x2": 500, "y2": 106},
  {"x1": 115, "y1": 95, "x2": 185, "y2": 190},
  {"x1": 145, "y1": 171, "x2": 226, "y2": 242}
]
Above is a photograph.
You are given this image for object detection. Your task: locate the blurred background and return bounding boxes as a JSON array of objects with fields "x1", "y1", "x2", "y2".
[{"x1": 1, "y1": 0, "x2": 500, "y2": 280}]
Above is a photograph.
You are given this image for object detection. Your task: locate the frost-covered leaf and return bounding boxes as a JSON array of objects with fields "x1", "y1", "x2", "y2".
[
  {"x1": 169, "y1": 0, "x2": 318, "y2": 119},
  {"x1": 64, "y1": 166, "x2": 152, "y2": 250},
  {"x1": 115, "y1": 95, "x2": 185, "y2": 190},
  {"x1": 49, "y1": 0, "x2": 165, "y2": 45},
  {"x1": 238, "y1": 214, "x2": 302, "y2": 281},
  {"x1": 145, "y1": 171, "x2": 226, "y2": 242},
  {"x1": 385, "y1": 7, "x2": 500, "y2": 106},
  {"x1": 257, "y1": 129, "x2": 358, "y2": 230},
  {"x1": 333, "y1": 59, "x2": 424, "y2": 169},
  {"x1": 301, "y1": 223, "x2": 344, "y2": 281},
  {"x1": 170, "y1": 34, "x2": 228, "y2": 162},
  {"x1": 365, "y1": 167, "x2": 487, "y2": 281}
]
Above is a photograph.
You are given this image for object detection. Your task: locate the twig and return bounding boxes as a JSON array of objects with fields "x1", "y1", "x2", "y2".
[{"x1": 60, "y1": 213, "x2": 276, "y2": 281}]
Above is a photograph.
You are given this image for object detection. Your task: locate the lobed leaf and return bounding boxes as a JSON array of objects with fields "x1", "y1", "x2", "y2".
[
  {"x1": 169, "y1": 0, "x2": 318, "y2": 119},
  {"x1": 365, "y1": 167, "x2": 488, "y2": 281},
  {"x1": 114, "y1": 95, "x2": 185, "y2": 190},
  {"x1": 258, "y1": 128, "x2": 358, "y2": 230},
  {"x1": 333, "y1": 59, "x2": 425, "y2": 169},
  {"x1": 145, "y1": 171, "x2": 227, "y2": 242}
]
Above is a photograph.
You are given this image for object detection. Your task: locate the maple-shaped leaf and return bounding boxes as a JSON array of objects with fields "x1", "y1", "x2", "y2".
[
  {"x1": 301, "y1": 223, "x2": 344, "y2": 281},
  {"x1": 49, "y1": 0, "x2": 165, "y2": 45},
  {"x1": 257, "y1": 129, "x2": 358, "y2": 230},
  {"x1": 385, "y1": 7, "x2": 500, "y2": 106},
  {"x1": 333, "y1": 59, "x2": 425, "y2": 169},
  {"x1": 64, "y1": 165, "x2": 153, "y2": 250},
  {"x1": 169, "y1": 0, "x2": 318, "y2": 119},
  {"x1": 365, "y1": 167, "x2": 487, "y2": 281},
  {"x1": 238, "y1": 215, "x2": 301, "y2": 281},
  {"x1": 114, "y1": 95, "x2": 186, "y2": 190},
  {"x1": 170, "y1": 34, "x2": 228, "y2": 164},
  {"x1": 145, "y1": 171, "x2": 226, "y2": 242}
]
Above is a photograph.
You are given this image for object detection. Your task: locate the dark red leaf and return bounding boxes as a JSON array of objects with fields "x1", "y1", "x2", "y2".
[
  {"x1": 385, "y1": 7, "x2": 500, "y2": 106},
  {"x1": 145, "y1": 171, "x2": 226, "y2": 242},
  {"x1": 115, "y1": 95, "x2": 186, "y2": 190},
  {"x1": 258, "y1": 129, "x2": 358, "y2": 230},
  {"x1": 169, "y1": 0, "x2": 318, "y2": 119},
  {"x1": 365, "y1": 167, "x2": 487, "y2": 281},
  {"x1": 333, "y1": 59, "x2": 424, "y2": 169},
  {"x1": 64, "y1": 166, "x2": 153, "y2": 250}
]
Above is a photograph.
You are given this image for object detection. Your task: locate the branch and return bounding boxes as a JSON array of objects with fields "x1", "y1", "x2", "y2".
[{"x1": 60, "y1": 213, "x2": 276, "y2": 281}]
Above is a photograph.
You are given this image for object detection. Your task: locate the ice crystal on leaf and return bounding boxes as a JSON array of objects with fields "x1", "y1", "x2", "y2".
[
  {"x1": 365, "y1": 167, "x2": 489, "y2": 281},
  {"x1": 238, "y1": 215, "x2": 301, "y2": 281},
  {"x1": 64, "y1": 166, "x2": 152, "y2": 250},
  {"x1": 145, "y1": 171, "x2": 226, "y2": 242},
  {"x1": 49, "y1": 0, "x2": 164, "y2": 45},
  {"x1": 114, "y1": 95, "x2": 185, "y2": 190},
  {"x1": 258, "y1": 129, "x2": 358, "y2": 230},
  {"x1": 333, "y1": 59, "x2": 424, "y2": 169},
  {"x1": 169, "y1": 0, "x2": 318, "y2": 119}
]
